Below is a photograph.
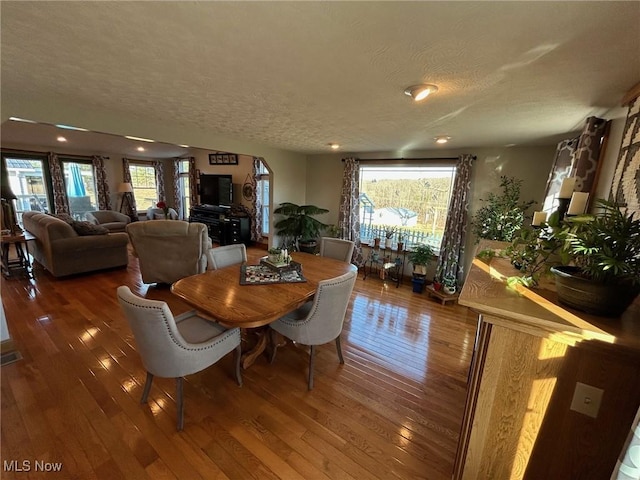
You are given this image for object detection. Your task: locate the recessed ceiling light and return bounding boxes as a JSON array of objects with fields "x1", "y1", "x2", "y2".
[
  {"x1": 136, "y1": 146, "x2": 145, "y2": 152},
  {"x1": 329, "y1": 143, "x2": 340, "y2": 150},
  {"x1": 434, "y1": 136, "x2": 450, "y2": 144},
  {"x1": 178, "y1": 144, "x2": 189, "y2": 148},
  {"x1": 404, "y1": 84, "x2": 439, "y2": 102},
  {"x1": 56, "y1": 124, "x2": 89, "y2": 132},
  {"x1": 125, "y1": 135, "x2": 155, "y2": 143},
  {"x1": 9, "y1": 117, "x2": 37, "y2": 123},
  {"x1": 57, "y1": 136, "x2": 67, "y2": 142}
]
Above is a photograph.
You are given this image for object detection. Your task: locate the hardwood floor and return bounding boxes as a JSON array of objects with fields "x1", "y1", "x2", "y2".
[{"x1": 1, "y1": 247, "x2": 478, "y2": 479}]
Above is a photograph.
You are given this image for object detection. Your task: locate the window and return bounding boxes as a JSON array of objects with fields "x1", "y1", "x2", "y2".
[
  {"x1": 177, "y1": 159, "x2": 191, "y2": 219},
  {"x1": 61, "y1": 159, "x2": 97, "y2": 220},
  {"x1": 359, "y1": 164, "x2": 456, "y2": 252},
  {"x1": 3, "y1": 155, "x2": 51, "y2": 222},
  {"x1": 129, "y1": 163, "x2": 158, "y2": 210},
  {"x1": 257, "y1": 161, "x2": 270, "y2": 235}
]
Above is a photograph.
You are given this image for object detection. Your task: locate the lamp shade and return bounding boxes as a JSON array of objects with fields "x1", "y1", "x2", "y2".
[{"x1": 118, "y1": 182, "x2": 133, "y2": 193}]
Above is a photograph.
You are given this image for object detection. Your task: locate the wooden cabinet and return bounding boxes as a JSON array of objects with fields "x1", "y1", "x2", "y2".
[
  {"x1": 189, "y1": 205, "x2": 251, "y2": 245},
  {"x1": 454, "y1": 242, "x2": 640, "y2": 480}
]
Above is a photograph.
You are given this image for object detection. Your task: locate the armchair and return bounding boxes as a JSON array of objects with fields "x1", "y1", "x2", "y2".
[
  {"x1": 126, "y1": 220, "x2": 211, "y2": 284},
  {"x1": 85, "y1": 210, "x2": 131, "y2": 233},
  {"x1": 146, "y1": 207, "x2": 179, "y2": 220}
]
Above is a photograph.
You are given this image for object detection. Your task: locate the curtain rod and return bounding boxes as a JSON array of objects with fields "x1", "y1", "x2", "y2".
[{"x1": 342, "y1": 156, "x2": 475, "y2": 162}]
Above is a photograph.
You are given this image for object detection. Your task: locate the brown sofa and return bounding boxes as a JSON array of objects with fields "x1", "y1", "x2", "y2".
[{"x1": 22, "y1": 211, "x2": 129, "y2": 277}]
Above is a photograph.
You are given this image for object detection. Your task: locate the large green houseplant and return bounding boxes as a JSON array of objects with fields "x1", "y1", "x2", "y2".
[
  {"x1": 550, "y1": 199, "x2": 640, "y2": 316},
  {"x1": 273, "y1": 202, "x2": 329, "y2": 253},
  {"x1": 505, "y1": 199, "x2": 639, "y2": 317},
  {"x1": 471, "y1": 175, "x2": 536, "y2": 242}
]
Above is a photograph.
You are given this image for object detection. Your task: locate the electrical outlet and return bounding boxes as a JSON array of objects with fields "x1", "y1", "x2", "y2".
[{"x1": 570, "y1": 382, "x2": 604, "y2": 418}]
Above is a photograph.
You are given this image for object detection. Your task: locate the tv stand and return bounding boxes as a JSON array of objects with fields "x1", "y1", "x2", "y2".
[{"x1": 189, "y1": 205, "x2": 250, "y2": 245}]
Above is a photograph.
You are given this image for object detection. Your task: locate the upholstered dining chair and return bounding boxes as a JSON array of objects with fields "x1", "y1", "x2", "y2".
[
  {"x1": 208, "y1": 243, "x2": 247, "y2": 270},
  {"x1": 117, "y1": 286, "x2": 242, "y2": 431},
  {"x1": 319, "y1": 237, "x2": 355, "y2": 263},
  {"x1": 126, "y1": 220, "x2": 211, "y2": 284},
  {"x1": 269, "y1": 267, "x2": 358, "y2": 390}
]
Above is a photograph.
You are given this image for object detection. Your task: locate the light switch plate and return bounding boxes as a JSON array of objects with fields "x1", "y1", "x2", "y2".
[{"x1": 570, "y1": 382, "x2": 604, "y2": 418}]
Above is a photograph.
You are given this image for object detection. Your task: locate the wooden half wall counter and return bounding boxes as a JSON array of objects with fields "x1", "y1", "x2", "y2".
[{"x1": 453, "y1": 241, "x2": 640, "y2": 480}]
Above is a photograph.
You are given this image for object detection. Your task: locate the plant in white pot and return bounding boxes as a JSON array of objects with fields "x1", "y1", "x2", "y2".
[
  {"x1": 408, "y1": 243, "x2": 435, "y2": 277},
  {"x1": 550, "y1": 199, "x2": 640, "y2": 317}
]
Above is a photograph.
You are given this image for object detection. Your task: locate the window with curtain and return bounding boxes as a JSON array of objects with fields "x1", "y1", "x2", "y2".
[
  {"x1": 60, "y1": 159, "x2": 97, "y2": 220},
  {"x1": 2, "y1": 153, "x2": 51, "y2": 222},
  {"x1": 129, "y1": 163, "x2": 159, "y2": 210},
  {"x1": 177, "y1": 159, "x2": 191, "y2": 218},
  {"x1": 359, "y1": 164, "x2": 456, "y2": 252},
  {"x1": 257, "y1": 161, "x2": 270, "y2": 235}
]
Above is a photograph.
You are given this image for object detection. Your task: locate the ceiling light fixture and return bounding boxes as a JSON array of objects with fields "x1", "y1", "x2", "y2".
[
  {"x1": 57, "y1": 136, "x2": 67, "y2": 142},
  {"x1": 9, "y1": 117, "x2": 37, "y2": 123},
  {"x1": 178, "y1": 144, "x2": 189, "y2": 148},
  {"x1": 404, "y1": 84, "x2": 439, "y2": 102},
  {"x1": 329, "y1": 143, "x2": 340, "y2": 150},
  {"x1": 434, "y1": 136, "x2": 450, "y2": 144},
  {"x1": 136, "y1": 146, "x2": 145, "y2": 152},
  {"x1": 56, "y1": 124, "x2": 89, "y2": 132},
  {"x1": 125, "y1": 135, "x2": 155, "y2": 143}
]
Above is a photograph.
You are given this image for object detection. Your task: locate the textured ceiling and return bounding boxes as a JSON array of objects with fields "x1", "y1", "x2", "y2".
[{"x1": 1, "y1": 1, "x2": 639, "y2": 156}]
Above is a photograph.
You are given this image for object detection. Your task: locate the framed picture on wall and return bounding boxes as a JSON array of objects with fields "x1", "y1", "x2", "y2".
[{"x1": 209, "y1": 153, "x2": 238, "y2": 165}]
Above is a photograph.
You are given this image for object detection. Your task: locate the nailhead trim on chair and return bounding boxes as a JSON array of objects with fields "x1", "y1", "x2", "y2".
[{"x1": 119, "y1": 297, "x2": 239, "y2": 352}]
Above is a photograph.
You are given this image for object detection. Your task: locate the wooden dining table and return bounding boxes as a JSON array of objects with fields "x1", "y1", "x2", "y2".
[{"x1": 171, "y1": 251, "x2": 357, "y2": 368}]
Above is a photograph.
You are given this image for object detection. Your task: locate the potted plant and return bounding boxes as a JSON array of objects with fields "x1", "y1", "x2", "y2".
[
  {"x1": 384, "y1": 226, "x2": 397, "y2": 249},
  {"x1": 442, "y1": 275, "x2": 457, "y2": 295},
  {"x1": 267, "y1": 247, "x2": 282, "y2": 263},
  {"x1": 273, "y1": 202, "x2": 329, "y2": 254},
  {"x1": 471, "y1": 175, "x2": 536, "y2": 242},
  {"x1": 549, "y1": 199, "x2": 640, "y2": 317},
  {"x1": 408, "y1": 243, "x2": 435, "y2": 277}
]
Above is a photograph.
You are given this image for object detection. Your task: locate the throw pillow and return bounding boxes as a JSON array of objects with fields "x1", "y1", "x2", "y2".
[
  {"x1": 71, "y1": 221, "x2": 109, "y2": 236},
  {"x1": 51, "y1": 213, "x2": 75, "y2": 225}
]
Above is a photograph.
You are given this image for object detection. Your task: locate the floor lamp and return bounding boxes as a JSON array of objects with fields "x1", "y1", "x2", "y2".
[{"x1": 118, "y1": 182, "x2": 133, "y2": 219}]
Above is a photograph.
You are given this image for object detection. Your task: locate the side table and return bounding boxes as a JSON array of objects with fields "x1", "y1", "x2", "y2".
[
  {"x1": 1, "y1": 231, "x2": 35, "y2": 279},
  {"x1": 426, "y1": 284, "x2": 459, "y2": 305}
]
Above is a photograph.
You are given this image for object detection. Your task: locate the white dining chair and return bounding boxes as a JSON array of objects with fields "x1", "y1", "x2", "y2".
[
  {"x1": 117, "y1": 286, "x2": 242, "y2": 430},
  {"x1": 319, "y1": 237, "x2": 355, "y2": 263},
  {"x1": 208, "y1": 243, "x2": 247, "y2": 270},
  {"x1": 269, "y1": 267, "x2": 358, "y2": 390}
]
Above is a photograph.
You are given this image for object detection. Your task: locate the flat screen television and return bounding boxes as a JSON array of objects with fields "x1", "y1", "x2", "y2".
[{"x1": 199, "y1": 174, "x2": 233, "y2": 206}]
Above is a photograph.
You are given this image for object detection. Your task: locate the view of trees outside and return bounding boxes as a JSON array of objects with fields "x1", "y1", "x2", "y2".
[
  {"x1": 129, "y1": 164, "x2": 159, "y2": 209},
  {"x1": 359, "y1": 166, "x2": 455, "y2": 250}
]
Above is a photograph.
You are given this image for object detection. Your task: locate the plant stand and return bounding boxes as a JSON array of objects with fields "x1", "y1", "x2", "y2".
[
  {"x1": 362, "y1": 246, "x2": 407, "y2": 288},
  {"x1": 426, "y1": 284, "x2": 459, "y2": 305}
]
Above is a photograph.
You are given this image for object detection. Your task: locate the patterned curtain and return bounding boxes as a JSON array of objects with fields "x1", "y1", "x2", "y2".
[
  {"x1": 339, "y1": 157, "x2": 363, "y2": 265},
  {"x1": 188, "y1": 157, "x2": 197, "y2": 210},
  {"x1": 122, "y1": 158, "x2": 138, "y2": 218},
  {"x1": 92, "y1": 155, "x2": 111, "y2": 210},
  {"x1": 172, "y1": 158, "x2": 182, "y2": 219},
  {"x1": 435, "y1": 154, "x2": 474, "y2": 285},
  {"x1": 153, "y1": 160, "x2": 165, "y2": 204},
  {"x1": 251, "y1": 157, "x2": 262, "y2": 241},
  {"x1": 570, "y1": 116, "x2": 608, "y2": 202},
  {"x1": 47, "y1": 152, "x2": 69, "y2": 214}
]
